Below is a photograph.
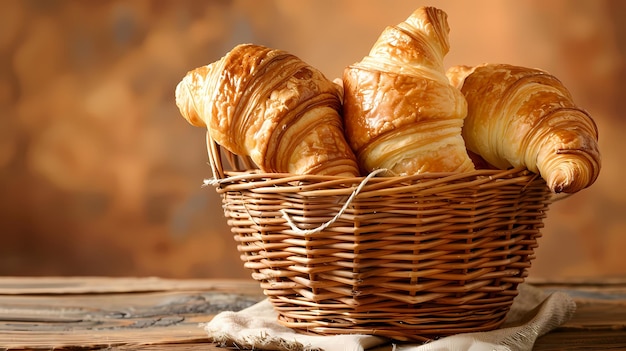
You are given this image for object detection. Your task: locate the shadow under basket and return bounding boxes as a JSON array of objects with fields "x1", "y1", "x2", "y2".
[{"x1": 205, "y1": 132, "x2": 554, "y2": 342}]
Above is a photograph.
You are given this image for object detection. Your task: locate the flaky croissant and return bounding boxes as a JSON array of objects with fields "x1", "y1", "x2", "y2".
[
  {"x1": 446, "y1": 63, "x2": 601, "y2": 193},
  {"x1": 342, "y1": 6, "x2": 475, "y2": 176},
  {"x1": 175, "y1": 43, "x2": 359, "y2": 177}
]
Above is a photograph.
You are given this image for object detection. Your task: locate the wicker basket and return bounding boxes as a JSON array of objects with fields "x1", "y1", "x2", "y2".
[{"x1": 204, "y1": 132, "x2": 553, "y2": 342}]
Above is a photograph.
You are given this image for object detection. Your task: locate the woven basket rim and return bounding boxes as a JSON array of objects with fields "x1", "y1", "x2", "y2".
[
  {"x1": 212, "y1": 165, "x2": 534, "y2": 181},
  {"x1": 205, "y1": 167, "x2": 546, "y2": 197}
]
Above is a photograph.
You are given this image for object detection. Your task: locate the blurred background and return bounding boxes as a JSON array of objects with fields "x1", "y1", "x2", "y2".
[{"x1": 1, "y1": 0, "x2": 624, "y2": 280}]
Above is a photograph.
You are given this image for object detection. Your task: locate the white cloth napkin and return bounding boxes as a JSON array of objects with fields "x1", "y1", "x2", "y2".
[{"x1": 201, "y1": 284, "x2": 576, "y2": 351}]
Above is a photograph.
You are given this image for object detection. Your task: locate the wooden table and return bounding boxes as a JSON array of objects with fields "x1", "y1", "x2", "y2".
[{"x1": 0, "y1": 277, "x2": 625, "y2": 350}]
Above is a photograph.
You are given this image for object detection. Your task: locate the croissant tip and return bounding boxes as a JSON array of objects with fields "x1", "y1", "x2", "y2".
[
  {"x1": 546, "y1": 168, "x2": 593, "y2": 194},
  {"x1": 175, "y1": 70, "x2": 208, "y2": 128}
]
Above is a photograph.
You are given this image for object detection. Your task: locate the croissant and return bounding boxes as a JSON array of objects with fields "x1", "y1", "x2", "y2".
[
  {"x1": 446, "y1": 63, "x2": 601, "y2": 193},
  {"x1": 175, "y1": 43, "x2": 359, "y2": 177},
  {"x1": 342, "y1": 6, "x2": 475, "y2": 176}
]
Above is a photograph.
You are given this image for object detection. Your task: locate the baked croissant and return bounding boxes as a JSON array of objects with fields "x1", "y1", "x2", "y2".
[
  {"x1": 342, "y1": 6, "x2": 475, "y2": 176},
  {"x1": 446, "y1": 63, "x2": 601, "y2": 193},
  {"x1": 175, "y1": 43, "x2": 359, "y2": 177}
]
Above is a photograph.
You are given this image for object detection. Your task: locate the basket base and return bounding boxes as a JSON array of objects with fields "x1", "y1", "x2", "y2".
[{"x1": 272, "y1": 296, "x2": 514, "y2": 341}]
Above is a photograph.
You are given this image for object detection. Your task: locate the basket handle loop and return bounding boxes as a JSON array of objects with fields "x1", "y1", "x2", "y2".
[
  {"x1": 279, "y1": 169, "x2": 386, "y2": 235},
  {"x1": 206, "y1": 130, "x2": 225, "y2": 180}
]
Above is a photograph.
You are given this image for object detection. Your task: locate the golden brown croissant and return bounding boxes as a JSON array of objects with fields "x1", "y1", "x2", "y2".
[
  {"x1": 446, "y1": 63, "x2": 601, "y2": 193},
  {"x1": 175, "y1": 43, "x2": 359, "y2": 177},
  {"x1": 342, "y1": 7, "x2": 475, "y2": 176}
]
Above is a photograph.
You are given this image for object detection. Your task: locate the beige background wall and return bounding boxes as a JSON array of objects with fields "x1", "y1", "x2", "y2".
[{"x1": 1, "y1": 0, "x2": 624, "y2": 280}]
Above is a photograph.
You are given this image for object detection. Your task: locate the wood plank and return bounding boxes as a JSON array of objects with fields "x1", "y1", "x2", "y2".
[
  {"x1": 530, "y1": 279, "x2": 626, "y2": 350},
  {"x1": 0, "y1": 277, "x2": 625, "y2": 350},
  {"x1": 0, "y1": 276, "x2": 262, "y2": 295},
  {"x1": 0, "y1": 278, "x2": 265, "y2": 350},
  {"x1": 534, "y1": 330, "x2": 626, "y2": 351}
]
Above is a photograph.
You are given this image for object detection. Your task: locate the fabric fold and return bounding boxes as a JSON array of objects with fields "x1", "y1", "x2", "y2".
[{"x1": 200, "y1": 284, "x2": 576, "y2": 351}]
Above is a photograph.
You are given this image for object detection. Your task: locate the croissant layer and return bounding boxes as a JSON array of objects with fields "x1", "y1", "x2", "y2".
[
  {"x1": 175, "y1": 44, "x2": 359, "y2": 177},
  {"x1": 343, "y1": 7, "x2": 474, "y2": 176},
  {"x1": 447, "y1": 63, "x2": 601, "y2": 193}
]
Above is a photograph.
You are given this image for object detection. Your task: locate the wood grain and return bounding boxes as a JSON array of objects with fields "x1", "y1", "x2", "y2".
[
  {"x1": 0, "y1": 277, "x2": 625, "y2": 350},
  {"x1": 0, "y1": 277, "x2": 263, "y2": 350}
]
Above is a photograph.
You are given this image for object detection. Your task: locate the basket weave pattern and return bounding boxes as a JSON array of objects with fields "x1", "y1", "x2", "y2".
[{"x1": 206, "y1": 133, "x2": 552, "y2": 341}]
